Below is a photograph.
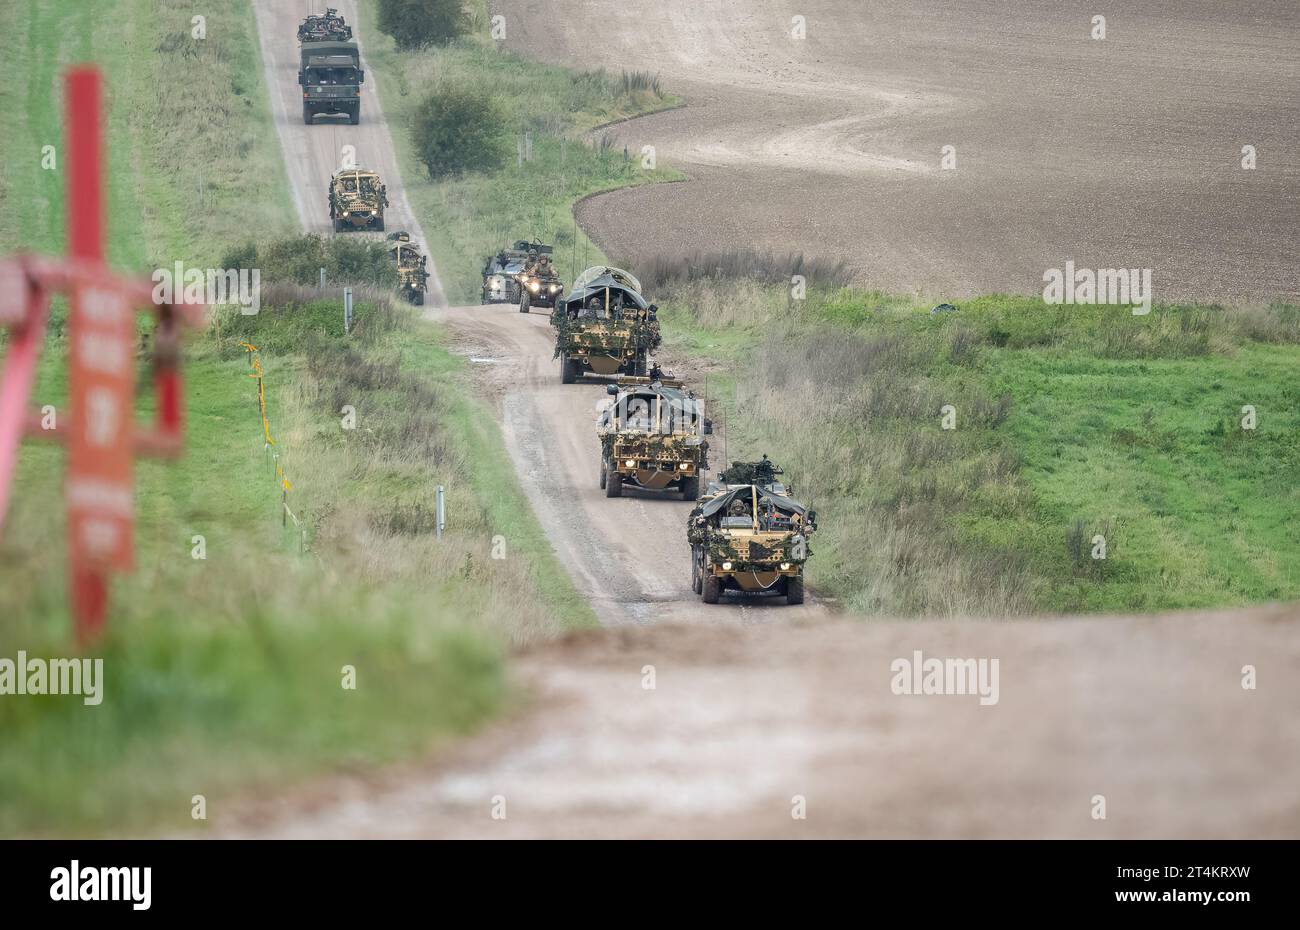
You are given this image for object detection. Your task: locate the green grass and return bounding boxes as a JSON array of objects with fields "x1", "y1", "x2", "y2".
[
  {"x1": 359, "y1": 0, "x2": 684, "y2": 303},
  {"x1": 657, "y1": 280, "x2": 1300, "y2": 617},
  {"x1": 0, "y1": 0, "x2": 294, "y2": 263},
  {"x1": 0, "y1": 0, "x2": 592, "y2": 836}
]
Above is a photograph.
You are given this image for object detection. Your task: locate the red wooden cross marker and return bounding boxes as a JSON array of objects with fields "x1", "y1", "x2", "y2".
[{"x1": 0, "y1": 67, "x2": 201, "y2": 643}]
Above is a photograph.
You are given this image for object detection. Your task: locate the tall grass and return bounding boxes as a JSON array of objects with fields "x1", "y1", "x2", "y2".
[{"x1": 658, "y1": 273, "x2": 1300, "y2": 617}]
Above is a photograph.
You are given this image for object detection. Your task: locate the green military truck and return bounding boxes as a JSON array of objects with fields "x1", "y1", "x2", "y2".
[
  {"x1": 553, "y1": 266, "x2": 661, "y2": 383},
  {"x1": 299, "y1": 40, "x2": 364, "y2": 125}
]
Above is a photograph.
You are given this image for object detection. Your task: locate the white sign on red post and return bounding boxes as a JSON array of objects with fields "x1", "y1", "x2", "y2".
[{"x1": 67, "y1": 283, "x2": 136, "y2": 570}]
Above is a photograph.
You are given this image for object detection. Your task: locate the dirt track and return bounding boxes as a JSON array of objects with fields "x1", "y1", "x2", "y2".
[
  {"x1": 252, "y1": 0, "x2": 447, "y2": 306},
  {"x1": 435, "y1": 304, "x2": 828, "y2": 626},
  {"x1": 228, "y1": 603, "x2": 1300, "y2": 838},
  {"x1": 495, "y1": 0, "x2": 1300, "y2": 302}
]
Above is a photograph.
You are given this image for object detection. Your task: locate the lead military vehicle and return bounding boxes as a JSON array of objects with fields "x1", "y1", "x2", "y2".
[
  {"x1": 687, "y1": 458, "x2": 816, "y2": 605},
  {"x1": 598, "y1": 375, "x2": 711, "y2": 500},
  {"x1": 553, "y1": 266, "x2": 661, "y2": 383},
  {"x1": 329, "y1": 168, "x2": 387, "y2": 232},
  {"x1": 299, "y1": 40, "x2": 364, "y2": 124},
  {"x1": 386, "y1": 232, "x2": 429, "y2": 306}
]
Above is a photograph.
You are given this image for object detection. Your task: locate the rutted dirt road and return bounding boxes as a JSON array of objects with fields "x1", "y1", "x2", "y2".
[
  {"x1": 495, "y1": 0, "x2": 1300, "y2": 302},
  {"x1": 231, "y1": 603, "x2": 1300, "y2": 838},
  {"x1": 252, "y1": 0, "x2": 447, "y2": 307}
]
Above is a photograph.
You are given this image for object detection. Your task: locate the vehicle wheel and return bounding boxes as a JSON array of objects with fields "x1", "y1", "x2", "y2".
[
  {"x1": 702, "y1": 573, "x2": 722, "y2": 604},
  {"x1": 375, "y1": 217, "x2": 385, "y2": 232},
  {"x1": 413, "y1": 292, "x2": 424, "y2": 306},
  {"x1": 786, "y1": 575, "x2": 805, "y2": 606},
  {"x1": 605, "y1": 470, "x2": 623, "y2": 498},
  {"x1": 599, "y1": 459, "x2": 607, "y2": 490},
  {"x1": 349, "y1": 106, "x2": 360, "y2": 125},
  {"x1": 333, "y1": 217, "x2": 345, "y2": 233},
  {"x1": 560, "y1": 355, "x2": 575, "y2": 384},
  {"x1": 519, "y1": 291, "x2": 531, "y2": 314},
  {"x1": 679, "y1": 476, "x2": 700, "y2": 501},
  {"x1": 303, "y1": 105, "x2": 314, "y2": 125}
]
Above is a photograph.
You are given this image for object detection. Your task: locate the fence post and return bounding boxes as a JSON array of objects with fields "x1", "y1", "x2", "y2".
[
  {"x1": 344, "y1": 287, "x2": 353, "y2": 335},
  {"x1": 436, "y1": 485, "x2": 445, "y2": 539},
  {"x1": 319, "y1": 267, "x2": 325, "y2": 290}
]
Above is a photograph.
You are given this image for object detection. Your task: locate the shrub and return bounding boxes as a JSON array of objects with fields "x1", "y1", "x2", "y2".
[
  {"x1": 376, "y1": 0, "x2": 467, "y2": 49},
  {"x1": 220, "y1": 235, "x2": 397, "y2": 289},
  {"x1": 409, "y1": 85, "x2": 508, "y2": 179}
]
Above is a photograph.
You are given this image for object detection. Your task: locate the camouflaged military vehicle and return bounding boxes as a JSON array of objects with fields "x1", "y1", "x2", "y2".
[
  {"x1": 329, "y1": 168, "x2": 387, "y2": 232},
  {"x1": 598, "y1": 375, "x2": 711, "y2": 500},
  {"x1": 386, "y1": 232, "x2": 429, "y2": 306},
  {"x1": 687, "y1": 458, "x2": 817, "y2": 604},
  {"x1": 553, "y1": 266, "x2": 661, "y2": 383}
]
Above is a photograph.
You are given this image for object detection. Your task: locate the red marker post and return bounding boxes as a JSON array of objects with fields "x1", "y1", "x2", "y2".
[
  {"x1": 65, "y1": 69, "x2": 129, "y2": 635},
  {"x1": 0, "y1": 67, "x2": 200, "y2": 643}
]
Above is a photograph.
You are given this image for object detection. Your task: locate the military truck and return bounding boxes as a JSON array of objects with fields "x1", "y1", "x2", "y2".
[
  {"x1": 687, "y1": 458, "x2": 816, "y2": 605},
  {"x1": 481, "y1": 240, "x2": 550, "y2": 304},
  {"x1": 598, "y1": 375, "x2": 711, "y2": 500},
  {"x1": 553, "y1": 266, "x2": 661, "y2": 383},
  {"x1": 329, "y1": 168, "x2": 387, "y2": 232},
  {"x1": 517, "y1": 250, "x2": 564, "y2": 313},
  {"x1": 299, "y1": 40, "x2": 364, "y2": 125},
  {"x1": 386, "y1": 232, "x2": 429, "y2": 306},
  {"x1": 298, "y1": 8, "x2": 353, "y2": 42}
]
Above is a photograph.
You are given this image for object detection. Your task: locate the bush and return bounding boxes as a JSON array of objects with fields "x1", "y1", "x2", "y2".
[
  {"x1": 220, "y1": 235, "x2": 398, "y2": 289},
  {"x1": 377, "y1": 0, "x2": 467, "y2": 50},
  {"x1": 409, "y1": 85, "x2": 508, "y2": 179}
]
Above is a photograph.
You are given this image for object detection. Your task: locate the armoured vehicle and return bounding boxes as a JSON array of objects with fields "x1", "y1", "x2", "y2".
[
  {"x1": 386, "y1": 232, "x2": 429, "y2": 306},
  {"x1": 481, "y1": 240, "x2": 550, "y2": 304},
  {"x1": 298, "y1": 8, "x2": 353, "y2": 42},
  {"x1": 598, "y1": 375, "x2": 711, "y2": 500},
  {"x1": 553, "y1": 266, "x2": 661, "y2": 383},
  {"x1": 687, "y1": 458, "x2": 816, "y2": 605},
  {"x1": 299, "y1": 40, "x2": 364, "y2": 125},
  {"x1": 329, "y1": 168, "x2": 387, "y2": 232},
  {"x1": 517, "y1": 250, "x2": 564, "y2": 313}
]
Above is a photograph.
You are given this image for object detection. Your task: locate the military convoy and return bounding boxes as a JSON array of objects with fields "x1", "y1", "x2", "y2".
[
  {"x1": 329, "y1": 168, "x2": 387, "y2": 232},
  {"x1": 386, "y1": 232, "x2": 429, "y2": 306},
  {"x1": 290, "y1": 0, "x2": 818, "y2": 605},
  {"x1": 687, "y1": 458, "x2": 816, "y2": 605},
  {"x1": 553, "y1": 266, "x2": 661, "y2": 383},
  {"x1": 598, "y1": 375, "x2": 711, "y2": 500}
]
